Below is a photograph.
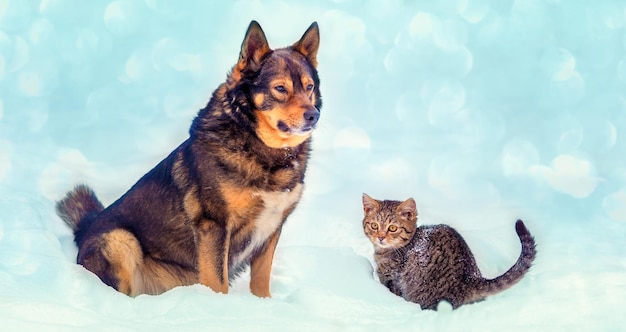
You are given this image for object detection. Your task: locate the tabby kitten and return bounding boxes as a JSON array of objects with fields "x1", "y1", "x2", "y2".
[{"x1": 362, "y1": 194, "x2": 536, "y2": 310}]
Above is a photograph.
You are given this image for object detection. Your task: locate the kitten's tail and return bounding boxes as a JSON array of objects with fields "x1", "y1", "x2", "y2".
[
  {"x1": 56, "y1": 184, "x2": 104, "y2": 232},
  {"x1": 475, "y1": 219, "x2": 537, "y2": 300}
]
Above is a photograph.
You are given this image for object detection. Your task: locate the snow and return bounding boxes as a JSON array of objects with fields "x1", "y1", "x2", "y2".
[{"x1": 1, "y1": 0, "x2": 625, "y2": 331}]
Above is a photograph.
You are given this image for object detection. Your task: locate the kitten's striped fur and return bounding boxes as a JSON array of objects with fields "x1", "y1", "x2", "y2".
[{"x1": 362, "y1": 194, "x2": 537, "y2": 310}]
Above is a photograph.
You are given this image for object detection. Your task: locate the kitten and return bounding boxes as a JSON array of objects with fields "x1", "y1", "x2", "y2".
[{"x1": 362, "y1": 194, "x2": 536, "y2": 310}]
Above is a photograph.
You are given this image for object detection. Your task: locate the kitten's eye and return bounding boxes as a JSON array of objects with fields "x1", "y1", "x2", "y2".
[
  {"x1": 370, "y1": 223, "x2": 379, "y2": 230},
  {"x1": 388, "y1": 225, "x2": 398, "y2": 232},
  {"x1": 274, "y1": 85, "x2": 287, "y2": 93}
]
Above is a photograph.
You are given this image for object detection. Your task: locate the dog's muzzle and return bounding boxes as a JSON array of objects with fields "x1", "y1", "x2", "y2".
[{"x1": 276, "y1": 107, "x2": 320, "y2": 135}]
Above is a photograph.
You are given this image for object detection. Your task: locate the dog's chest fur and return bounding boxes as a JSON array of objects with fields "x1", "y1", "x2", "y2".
[
  {"x1": 229, "y1": 183, "x2": 303, "y2": 268},
  {"x1": 182, "y1": 138, "x2": 308, "y2": 275}
]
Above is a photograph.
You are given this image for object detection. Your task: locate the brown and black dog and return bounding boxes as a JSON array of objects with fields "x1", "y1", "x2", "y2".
[{"x1": 56, "y1": 21, "x2": 321, "y2": 298}]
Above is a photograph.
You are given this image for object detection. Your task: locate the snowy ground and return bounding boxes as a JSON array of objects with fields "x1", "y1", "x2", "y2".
[{"x1": 1, "y1": 0, "x2": 626, "y2": 331}]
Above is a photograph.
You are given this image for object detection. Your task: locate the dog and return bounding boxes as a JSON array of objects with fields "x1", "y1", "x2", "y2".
[{"x1": 56, "y1": 21, "x2": 321, "y2": 298}]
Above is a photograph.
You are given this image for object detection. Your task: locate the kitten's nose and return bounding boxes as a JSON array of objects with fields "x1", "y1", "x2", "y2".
[{"x1": 378, "y1": 237, "x2": 385, "y2": 243}]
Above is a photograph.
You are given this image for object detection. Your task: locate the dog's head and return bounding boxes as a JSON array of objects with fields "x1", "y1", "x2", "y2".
[{"x1": 234, "y1": 21, "x2": 321, "y2": 149}]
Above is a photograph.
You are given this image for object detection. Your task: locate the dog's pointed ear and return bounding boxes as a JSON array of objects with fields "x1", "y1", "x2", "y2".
[
  {"x1": 293, "y1": 22, "x2": 319, "y2": 68},
  {"x1": 239, "y1": 21, "x2": 270, "y2": 72}
]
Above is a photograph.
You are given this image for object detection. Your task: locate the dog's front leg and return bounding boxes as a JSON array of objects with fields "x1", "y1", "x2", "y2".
[
  {"x1": 249, "y1": 229, "x2": 281, "y2": 298},
  {"x1": 195, "y1": 220, "x2": 230, "y2": 294}
]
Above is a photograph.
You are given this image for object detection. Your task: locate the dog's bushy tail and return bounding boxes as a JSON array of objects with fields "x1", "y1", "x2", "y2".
[
  {"x1": 475, "y1": 219, "x2": 537, "y2": 300},
  {"x1": 56, "y1": 184, "x2": 104, "y2": 231}
]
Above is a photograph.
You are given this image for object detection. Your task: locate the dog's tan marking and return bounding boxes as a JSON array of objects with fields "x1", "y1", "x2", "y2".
[
  {"x1": 183, "y1": 191, "x2": 201, "y2": 221},
  {"x1": 250, "y1": 230, "x2": 280, "y2": 297},
  {"x1": 253, "y1": 93, "x2": 265, "y2": 108},
  {"x1": 271, "y1": 77, "x2": 291, "y2": 87},
  {"x1": 301, "y1": 76, "x2": 314, "y2": 88},
  {"x1": 102, "y1": 229, "x2": 143, "y2": 296},
  {"x1": 220, "y1": 185, "x2": 259, "y2": 214},
  {"x1": 220, "y1": 185, "x2": 262, "y2": 251},
  {"x1": 135, "y1": 260, "x2": 197, "y2": 295},
  {"x1": 301, "y1": 77, "x2": 316, "y2": 101},
  {"x1": 268, "y1": 78, "x2": 293, "y2": 101},
  {"x1": 196, "y1": 221, "x2": 229, "y2": 294}
]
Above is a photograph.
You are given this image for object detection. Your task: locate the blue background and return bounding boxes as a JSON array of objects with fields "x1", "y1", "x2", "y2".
[{"x1": 1, "y1": 1, "x2": 625, "y2": 330}]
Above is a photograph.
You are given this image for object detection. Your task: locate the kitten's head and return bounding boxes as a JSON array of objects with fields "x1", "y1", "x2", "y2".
[{"x1": 362, "y1": 194, "x2": 418, "y2": 251}]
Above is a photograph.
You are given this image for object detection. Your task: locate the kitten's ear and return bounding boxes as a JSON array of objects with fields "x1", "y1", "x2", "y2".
[
  {"x1": 398, "y1": 198, "x2": 418, "y2": 221},
  {"x1": 362, "y1": 193, "x2": 379, "y2": 216}
]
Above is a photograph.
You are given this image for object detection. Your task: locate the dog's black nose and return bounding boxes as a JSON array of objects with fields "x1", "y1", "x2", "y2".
[{"x1": 303, "y1": 109, "x2": 320, "y2": 126}]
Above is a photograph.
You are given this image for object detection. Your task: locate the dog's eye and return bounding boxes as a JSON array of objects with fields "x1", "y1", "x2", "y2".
[
  {"x1": 274, "y1": 85, "x2": 287, "y2": 93},
  {"x1": 306, "y1": 84, "x2": 314, "y2": 91}
]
